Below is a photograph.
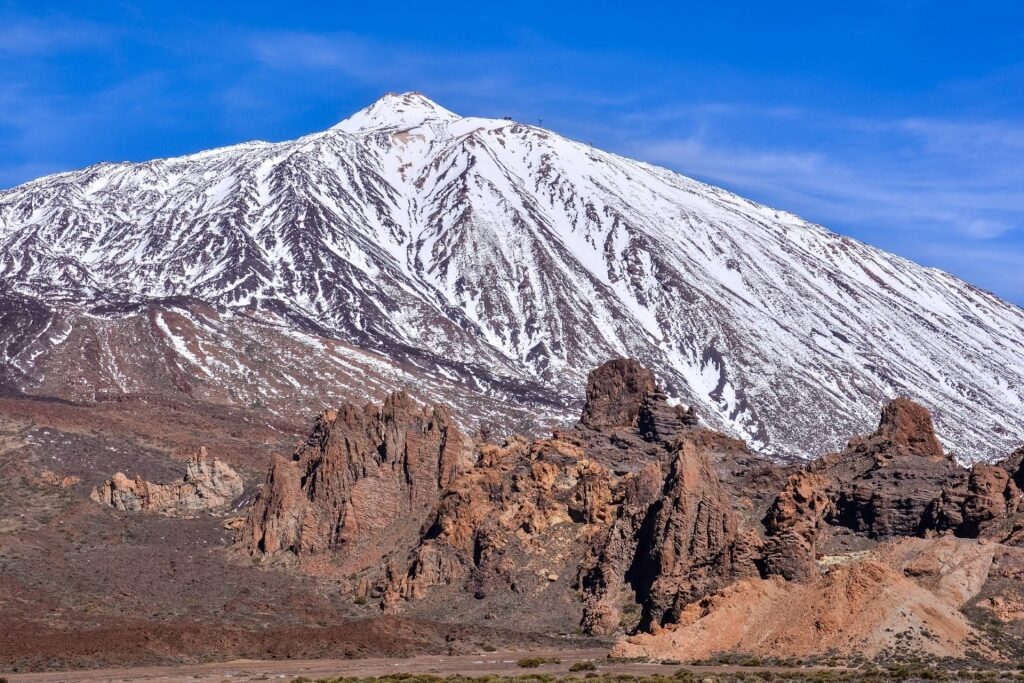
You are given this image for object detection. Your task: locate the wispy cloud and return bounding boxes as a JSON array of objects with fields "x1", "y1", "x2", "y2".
[
  {"x1": 0, "y1": 17, "x2": 112, "y2": 56},
  {"x1": 623, "y1": 111, "x2": 1024, "y2": 242}
]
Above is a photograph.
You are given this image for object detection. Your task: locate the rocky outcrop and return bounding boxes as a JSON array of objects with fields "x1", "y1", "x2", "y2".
[
  {"x1": 382, "y1": 432, "x2": 617, "y2": 610},
  {"x1": 579, "y1": 359, "x2": 656, "y2": 431},
  {"x1": 577, "y1": 436, "x2": 763, "y2": 635},
  {"x1": 576, "y1": 460, "x2": 670, "y2": 635},
  {"x1": 90, "y1": 447, "x2": 243, "y2": 517},
  {"x1": 635, "y1": 440, "x2": 762, "y2": 629},
  {"x1": 762, "y1": 471, "x2": 830, "y2": 581},
  {"x1": 232, "y1": 356, "x2": 1024, "y2": 664},
  {"x1": 937, "y1": 447, "x2": 1024, "y2": 543},
  {"x1": 815, "y1": 398, "x2": 966, "y2": 539},
  {"x1": 39, "y1": 469, "x2": 81, "y2": 489},
  {"x1": 637, "y1": 388, "x2": 699, "y2": 443},
  {"x1": 859, "y1": 397, "x2": 946, "y2": 460},
  {"x1": 239, "y1": 392, "x2": 468, "y2": 575},
  {"x1": 614, "y1": 537, "x2": 1009, "y2": 662}
]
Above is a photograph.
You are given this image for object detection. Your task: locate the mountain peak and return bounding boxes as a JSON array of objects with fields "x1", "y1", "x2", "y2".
[{"x1": 331, "y1": 92, "x2": 459, "y2": 134}]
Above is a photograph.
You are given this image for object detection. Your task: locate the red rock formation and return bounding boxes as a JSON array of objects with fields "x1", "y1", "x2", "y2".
[
  {"x1": 576, "y1": 460, "x2": 669, "y2": 635},
  {"x1": 579, "y1": 359, "x2": 657, "y2": 430},
  {"x1": 861, "y1": 397, "x2": 946, "y2": 461},
  {"x1": 614, "y1": 537, "x2": 1013, "y2": 663},
  {"x1": 237, "y1": 361, "x2": 1024, "y2": 658},
  {"x1": 762, "y1": 470, "x2": 830, "y2": 581},
  {"x1": 943, "y1": 447, "x2": 1024, "y2": 542},
  {"x1": 383, "y1": 433, "x2": 617, "y2": 610},
  {"x1": 636, "y1": 439, "x2": 762, "y2": 628},
  {"x1": 239, "y1": 392, "x2": 467, "y2": 575}
]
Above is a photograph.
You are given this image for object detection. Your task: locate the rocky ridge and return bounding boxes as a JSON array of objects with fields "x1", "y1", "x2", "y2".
[
  {"x1": 236, "y1": 357, "x2": 1024, "y2": 662},
  {"x1": 240, "y1": 393, "x2": 468, "y2": 575}
]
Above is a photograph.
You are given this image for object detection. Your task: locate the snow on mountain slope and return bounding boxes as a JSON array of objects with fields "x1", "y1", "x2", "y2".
[{"x1": 1, "y1": 92, "x2": 1022, "y2": 460}]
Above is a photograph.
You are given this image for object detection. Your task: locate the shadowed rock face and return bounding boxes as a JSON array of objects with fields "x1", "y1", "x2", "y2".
[
  {"x1": 239, "y1": 392, "x2": 467, "y2": 574},
  {"x1": 580, "y1": 359, "x2": 657, "y2": 431},
  {"x1": 814, "y1": 397, "x2": 966, "y2": 539},
  {"x1": 632, "y1": 440, "x2": 762, "y2": 629},
  {"x1": 90, "y1": 447, "x2": 243, "y2": 517},
  {"x1": 576, "y1": 427, "x2": 776, "y2": 636}
]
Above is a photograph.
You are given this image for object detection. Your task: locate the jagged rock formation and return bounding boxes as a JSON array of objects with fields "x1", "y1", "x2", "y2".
[
  {"x1": 239, "y1": 393, "x2": 467, "y2": 574},
  {"x1": 236, "y1": 358, "x2": 1024, "y2": 662},
  {"x1": 576, "y1": 459, "x2": 671, "y2": 635},
  {"x1": 241, "y1": 358, "x2": 757, "y2": 631},
  {"x1": 90, "y1": 447, "x2": 243, "y2": 517},
  {"x1": 381, "y1": 433, "x2": 617, "y2": 611},
  {"x1": 631, "y1": 440, "x2": 762, "y2": 629},
  {"x1": 579, "y1": 359, "x2": 656, "y2": 430},
  {"x1": 762, "y1": 470, "x2": 830, "y2": 581},
  {"x1": 4, "y1": 93, "x2": 1024, "y2": 461},
  {"x1": 812, "y1": 397, "x2": 966, "y2": 540}
]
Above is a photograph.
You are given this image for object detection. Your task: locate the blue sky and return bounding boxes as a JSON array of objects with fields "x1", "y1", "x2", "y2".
[{"x1": 2, "y1": 1, "x2": 1022, "y2": 304}]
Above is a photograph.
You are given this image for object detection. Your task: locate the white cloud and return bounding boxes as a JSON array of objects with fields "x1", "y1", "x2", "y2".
[{"x1": 0, "y1": 17, "x2": 112, "y2": 56}]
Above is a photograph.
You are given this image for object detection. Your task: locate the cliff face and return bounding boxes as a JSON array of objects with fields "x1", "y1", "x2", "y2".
[
  {"x1": 630, "y1": 440, "x2": 763, "y2": 629},
  {"x1": 240, "y1": 392, "x2": 467, "y2": 574},
  {"x1": 810, "y1": 397, "x2": 967, "y2": 540},
  {"x1": 381, "y1": 433, "x2": 618, "y2": 612}
]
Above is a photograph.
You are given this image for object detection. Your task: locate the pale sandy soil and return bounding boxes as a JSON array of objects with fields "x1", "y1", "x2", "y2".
[
  {"x1": 2, "y1": 648, "x2": 823, "y2": 683},
  {"x1": 5, "y1": 649, "x2": 609, "y2": 683}
]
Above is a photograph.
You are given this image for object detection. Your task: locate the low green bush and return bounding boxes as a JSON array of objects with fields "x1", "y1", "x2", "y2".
[{"x1": 517, "y1": 657, "x2": 560, "y2": 668}]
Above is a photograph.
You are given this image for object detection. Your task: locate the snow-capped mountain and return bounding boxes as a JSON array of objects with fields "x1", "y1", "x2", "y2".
[{"x1": 2, "y1": 92, "x2": 1023, "y2": 460}]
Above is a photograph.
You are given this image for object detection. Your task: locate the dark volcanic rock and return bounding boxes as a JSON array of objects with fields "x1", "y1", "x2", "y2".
[
  {"x1": 637, "y1": 388, "x2": 699, "y2": 443},
  {"x1": 580, "y1": 359, "x2": 657, "y2": 431},
  {"x1": 814, "y1": 397, "x2": 966, "y2": 539}
]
